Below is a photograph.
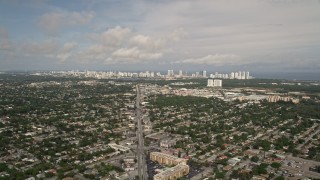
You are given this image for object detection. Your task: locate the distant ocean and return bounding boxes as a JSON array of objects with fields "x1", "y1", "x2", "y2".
[{"x1": 253, "y1": 72, "x2": 320, "y2": 81}]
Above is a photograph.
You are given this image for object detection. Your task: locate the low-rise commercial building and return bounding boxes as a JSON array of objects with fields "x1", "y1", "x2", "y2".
[
  {"x1": 108, "y1": 143, "x2": 130, "y2": 152},
  {"x1": 160, "y1": 139, "x2": 177, "y2": 148}
]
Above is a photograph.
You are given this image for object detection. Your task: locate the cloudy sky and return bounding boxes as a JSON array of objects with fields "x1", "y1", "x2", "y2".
[{"x1": 0, "y1": 0, "x2": 320, "y2": 72}]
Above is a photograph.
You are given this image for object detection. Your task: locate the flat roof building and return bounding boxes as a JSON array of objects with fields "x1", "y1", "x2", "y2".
[
  {"x1": 213, "y1": 79, "x2": 222, "y2": 87},
  {"x1": 153, "y1": 164, "x2": 189, "y2": 180},
  {"x1": 150, "y1": 152, "x2": 187, "y2": 166},
  {"x1": 108, "y1": 143, "x2": 130, "y2": 152},
  {"x1": 150, "y1": 152, "x2": 190, "y2": 179},
  {"x1": 207, "y1": 79, "x2": 213, "y2": 87}
]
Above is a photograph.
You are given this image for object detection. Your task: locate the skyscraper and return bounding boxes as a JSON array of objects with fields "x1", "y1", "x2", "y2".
[
  {"x1": 245, "y1": 72, "x2": 250, "y2": 79},
  {"x1": 167, "y1": 70, "x2": 174, "y2": 77},
  {"x1": 235, "y1": 72, "x2": 239, "y2": 79},
  {"x1": 230, "y1": 72, "x2": 235, "y2": 79},
  {"x1": 242, "y1": 71, "x2": 246, "y2": 79},
  {"x1": 202, "y1": 70, "x2": 207, "y2": 78}
]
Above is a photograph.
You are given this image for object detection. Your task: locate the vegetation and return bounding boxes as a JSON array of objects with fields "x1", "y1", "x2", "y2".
[
  {"x1": 0, "y1": 74, "x2": 134, "y2": 179},
  {"x1": 271, "y1": 162, "x2": 282, "y2": 169}
]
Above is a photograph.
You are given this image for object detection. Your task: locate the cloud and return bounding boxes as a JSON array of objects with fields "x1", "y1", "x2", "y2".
[
  {"x1": 130, "y1": 34, "x2": 166, "y2": 50},
  {"x1": 22, "y1": 40, "x2": 59, "y2": 55},
  {"x1": 72, "y1": 25, "x2": 133, "y2": 63},
  {"x1": 62, "y1": 42, "x2": 77, "y2": 53},
  {"x1": 2, "y1": 0, "x2": 320, "y2": 71},
  {"x1": 138, "y1": 0, "x2": 320, "y2": 68},
  {"x1": 168, "y1": 28, "x2": 187, "y2": 42},
  {"x1": 175, "y1": 54, "x2": 242, "y2": 66},
  {"x1": 38, "y1": 11, "x2": 94, "y2": 35},
  {"x1": 18, "y1": 40, "x2": 78, "y2": 62},
  {"x1": 0, "y1": 27, "x2": 11, "y2": 51},
  {"x1": 56, "y1": 42, "x2": 77, "y2": 62},
  {"x1": 72, "y1": 44, "x2": 109, "y2": 63},
  {"x1": 111, "y1": 47, "x2": 162, "y2": 61},
  {"x1": 92, "y1": 26, "x2": 131, "y2": 47},
  {"x1": 74, "y1": 26, "x2": 181, "y2": 64}
]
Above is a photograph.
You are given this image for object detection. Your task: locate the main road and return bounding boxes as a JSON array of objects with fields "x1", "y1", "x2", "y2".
[{"x1": 135, "y1": 85, "x2": 147, "y2": 180}]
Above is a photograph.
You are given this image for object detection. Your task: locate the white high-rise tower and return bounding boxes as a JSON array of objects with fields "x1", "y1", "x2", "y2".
[
  {"x1": 167, "y1": 70, "x2": 174, "y2": 77},
  {"x1": 202, "y1": 70, "x2": 207, "y2": 78},
  {"x1": 242, "y1": 71, "x2": 246, "y2": 79},
  {"x1": 245, "y1": 72, "x2": 250, "y2": 79},
  {"x1": 230, "y1": 72, "x2": 235, "y2": 79}
]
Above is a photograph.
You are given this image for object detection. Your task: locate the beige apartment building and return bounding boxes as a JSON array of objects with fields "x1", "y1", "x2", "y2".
[
  {"x1": 153, "y1": 164, "x2": 190, "y2": 180},
  {"x1": 150, "y1": 152, "x2": 187, "y2": 166},
  {"x1": 150, "y1": 152, "x2": 189, "y2": 180}
]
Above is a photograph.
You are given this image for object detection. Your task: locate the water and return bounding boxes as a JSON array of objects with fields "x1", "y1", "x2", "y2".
[{"x1": 253, "y1": 72, "x2": 320, "y2": 81}]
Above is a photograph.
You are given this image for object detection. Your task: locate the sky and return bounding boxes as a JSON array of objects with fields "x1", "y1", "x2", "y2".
[{"x1": 0, "y1": 0, "x2": 320, "y2": 72}]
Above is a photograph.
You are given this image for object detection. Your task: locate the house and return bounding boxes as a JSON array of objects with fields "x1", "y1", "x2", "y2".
[
  {"x1": 160, "y1": 139, "x2": 177, "y2": 148},
  {"x1": 244, "y1": 149, "x2": 260, "y2": 158}
]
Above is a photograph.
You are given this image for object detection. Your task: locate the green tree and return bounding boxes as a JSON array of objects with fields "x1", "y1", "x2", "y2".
[
  {"x1": 215, "y1": 170, "x2": 225, "y2": 179},
  {"x1": 275, "y1": 176, "x2": 285, "y2": 180},
  {"x1": 271, "y1": 162, "x2": 282, "y2": 169},
  {"x1": 252, "y1": 164, "x2": 268, "y2": 175},
  {"x1": 0, "y1": 163, "x2": 8, "y2": 172},
  {"x1": 251, "y1": 156, "x2": 259, "y2": 162}
]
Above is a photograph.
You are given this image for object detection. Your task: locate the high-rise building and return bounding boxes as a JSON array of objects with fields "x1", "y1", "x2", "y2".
[
  {"x1": 179, "y1": 70, "x2": 183, "y2": 77},
  {"x1": 207, "y1": 79, "x2": 214, "y2": 87},
  {"x1": 230, "y1": 72, "x2": 235, "y2": 79},
  {"x1": 167, "y1": 70, "x2": 174, "y2": 77},
  {"x1": 235, "y1": 72, "x2": 239, "y2": 79},
  {"x1": 245, "y1": 71, "x2": 250, "y2": 79},
  {"x1": 195, "y1": 72, "x2": 199, "y2": 77},
  {"x1": 202, "y1": 70, "x2": 207, "y2": 78},
  {"x1": 242, "y1": 71, "x2": 246, "y2": 79},
  {"x1": 213, "y1": 79, "x2": 222, "y2": 87},
  {"x1": 222, "y1": 74, "x2": 228, "y2": 79}
]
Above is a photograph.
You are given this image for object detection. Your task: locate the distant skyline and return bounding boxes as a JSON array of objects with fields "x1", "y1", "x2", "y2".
[{"x1": 0, "y1": 0, "x2": 320, "y2": 72}]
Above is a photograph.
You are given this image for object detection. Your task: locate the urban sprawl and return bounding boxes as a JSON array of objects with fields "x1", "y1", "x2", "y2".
[
  {"x1": 34, "y1": 70, "x2": 252, "y2": 80},
  {"x1": 0, "y1": 71, "x2": 319, "y2": 180}
]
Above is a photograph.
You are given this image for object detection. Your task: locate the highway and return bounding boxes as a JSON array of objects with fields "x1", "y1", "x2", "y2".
[{"x1": 135, "y1": 85, "x2": 147, "y2": 180}]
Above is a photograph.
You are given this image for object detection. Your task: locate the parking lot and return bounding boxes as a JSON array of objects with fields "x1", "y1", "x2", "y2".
[
  {"x1": 185, "y1": 165, "x2": 202, "y2": 179},
  {"x1": 146, "y1": 155, "x2": 165, "y2": 180},
  {"x1": 280, "y1": 155, "x2": 320, "y2": 179}
]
